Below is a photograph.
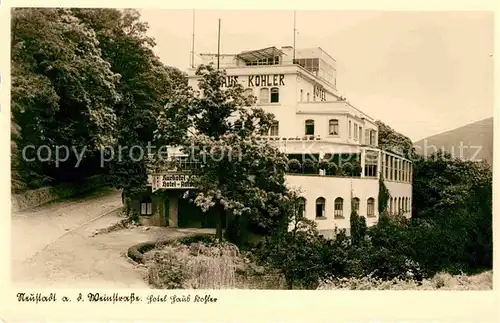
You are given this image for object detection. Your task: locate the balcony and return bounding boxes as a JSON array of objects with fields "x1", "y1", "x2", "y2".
[{"x1": 296, "y1": 101, "x2": 374, "y2": 122}]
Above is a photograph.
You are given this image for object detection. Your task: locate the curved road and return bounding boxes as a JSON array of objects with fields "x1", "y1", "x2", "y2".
[{"x1": 11, "y1": 189, "x2": 149, "y2": 288}]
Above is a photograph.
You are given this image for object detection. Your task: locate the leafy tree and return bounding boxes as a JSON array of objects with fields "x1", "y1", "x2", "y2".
[
  {"x1": 287, "y1": 159, "x2": 301, "y2": 174},
  {"x1": 302, "y1": 159, "x2": 316, "y2": 174},
  {"x1": 378, "y1": 176, "x2": 391, "y2": 214},
  {"x1": 376, "y1": 120, "x2": 416, "y2": 159},
  {"x1": 327, "y1": 162, "x2": 338, "y2": 176},
  {"x1": 11, "y1": 8, "x2": 121, "y2": 188},
  {"x1": 11, "y1": 8, "x2": 185, "y2": 194},
  {"x1": 256, "y1": 193, "x2": 346, "y2": 289},
  {"x1": 155, "y1": 64, "x2": 279, "y2": 242},
  {"x1": 71, "y1": 8, "x2": 187, "y2": 196},
  {"x1": 317, "y1": 160, "x2": 329, "y2": 172},
  {"x1": 349, "y1": 206, "x2": 360, "y2": 245}
]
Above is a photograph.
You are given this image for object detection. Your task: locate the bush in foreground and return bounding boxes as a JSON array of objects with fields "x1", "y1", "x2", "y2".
[
  {"x1": 318, "y1": 271, "x2": 492, "y2": 290},
  {"x1": 145, "y1": 241, "x2": 284, "y2": 289}
]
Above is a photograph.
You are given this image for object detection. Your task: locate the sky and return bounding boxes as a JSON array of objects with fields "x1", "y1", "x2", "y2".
[{"x1": 138, "y1": 9, "x2": 493, "y2": 142}]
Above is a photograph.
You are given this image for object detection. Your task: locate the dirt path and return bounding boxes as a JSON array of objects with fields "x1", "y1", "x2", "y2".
[
  {"x1": 11, "y1": 188, "x2": 123, "y2": 264},
  {"x1": 11, "y1": 189, "x2": 214, "y2": 288}
]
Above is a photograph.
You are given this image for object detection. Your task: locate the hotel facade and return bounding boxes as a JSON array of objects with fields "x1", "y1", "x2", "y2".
[{"x1": 133, "y1": 46, "x2": 412, "y2": 237}]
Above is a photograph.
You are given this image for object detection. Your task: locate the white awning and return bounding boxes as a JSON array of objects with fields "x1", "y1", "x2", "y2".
[{"x1": 237, "y1": 46, "x2": 285, "y2": 62}]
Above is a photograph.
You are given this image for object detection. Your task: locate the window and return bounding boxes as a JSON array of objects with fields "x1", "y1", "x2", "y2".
[
  {"x1": 244, "y1": 88, "x2": 254, "y2": 98},
  {"x1": 359, "y1": 127, "x2": 362, "y2": 142},
  {"x1": 385, "y1": 155, "x2": 389, "y2": 179},
  {"x1": 300, "y1": 89, "x2": 303, "y2": 102},
  {"x1": 270, "y1": 87, "x2": 279, "y2": 103},
  {"x1": 349, "y1": 121, "x2": 352, "y2": 138},
  {"x1": 140, "y1": 198, "x2": 152, "y2": 216},
  {"x1": 269, "y1": 121, "x2": 279, "y2": 136},
  {"x1": 398, "y1": 197, "x2": 402, "y2": 214},
  {"x1": 402, "y1": 161, "x2": 405, "y2": 182},
  {"x1": 329, "y1": 119, "x2": 339, "y2": 135},
  {"x1": 364, "y1": 151, "x2": 378, "y2": 177},
  {"x1": 334, "y1": 197, "x2": 344, "y2": 218},
  {"x1": 298, "y1": 197, "x2": 306, "y2": 218},
  {"x1": 367, "y1": 198, "x2": 375, "y2": 217},
  {"x1": 315, "y1": 197, "x2": 326, "y2": 218},
  {"x1": 305, "y1": 119, "x2": 315, "y2": 135},
  {"x1": 389, "y1": 197, "x2": 393, "y2": 214},
  {"x1": 352, "y1": 197, "x2": 360, "y2": 213},
  {"x1": 398, "y1": 160, "x2": 402, "y2": 181},
  {"x1": 370, "y1": 130, "x2": 376, "y2": 146},
  {"x1": 260, "y1": 88, "x2": 269, "y2": 104},
  {"x1": 307, "y1": 93, "x2": 310, "y2": 102},
  {"x1": 404, "y1": 197, "x2": 408, "y2": 213},
  {"x1": 365, "y1": 129, "x2": 370, "y2": 145},
  {"x1": 353, "y1": 123, "x2": 358, "y2": 140},
  {"x1": 391, "y1": 157, "x2": 395, "y2": 181}
]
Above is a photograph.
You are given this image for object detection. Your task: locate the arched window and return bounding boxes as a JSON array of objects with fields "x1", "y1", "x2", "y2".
[
  {"x1": 260, "y1": 88, "x2": 269, "y2": 104},
  {"x1": 269, "y1": 121, "x2": 279, "y2": 136},
  {"x1": 270, "y1": 87, "x2": 280, "y2": 103},
  {"x1": 300, "y1": 89, "x2": 304, "y2": 102},
  {"x1": 307, "y1": 92, "x2": 310, "y2": 102},
  {"x1": 329, "y1": 119, "x2": 339, "y2": 136},
  {"x1": 298, "y1": 197, "x2": 306, "y2": 218},
  {"x1": 315, "y1": 197, "x2": 326, "y2": 218},
  {"x1": 352, "y1": 197, "x2": 360, "y2": 213},
  {"x1": 367, "y1": 197, "x2": 375, "y2": 217},
  {"x1": 140, "y1": 197, "x2": 152, "y2": 216},
  {"x1": 305, "y1": 119, "x2": 315, "y2": 135},
  {"x1": 244, "y1": 88, "x2": 254, "y2": 98},
  {"x1": 398, "y1": 197, "x2": 402, "y2": 214},
  {"x1": 405, "y1": 197, "x2": 408, "y2": 213},
  {"x1": 334, "y1": 197, "x2": 344, "y2": 218}
]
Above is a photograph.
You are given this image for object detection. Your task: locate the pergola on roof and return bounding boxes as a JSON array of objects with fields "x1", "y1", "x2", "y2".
[{"x1": 237, "y1": 46, "x2": 285, "y2": 62}]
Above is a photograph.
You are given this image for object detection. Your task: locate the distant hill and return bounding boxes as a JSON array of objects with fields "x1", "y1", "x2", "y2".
[{"x1": 414, "y1": 117, "x2": 493, "y2": 166}]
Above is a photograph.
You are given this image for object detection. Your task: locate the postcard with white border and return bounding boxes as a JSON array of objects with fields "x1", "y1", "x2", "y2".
[{"x1": 1, "y1": 0, "x2": 499, "y2": 322}]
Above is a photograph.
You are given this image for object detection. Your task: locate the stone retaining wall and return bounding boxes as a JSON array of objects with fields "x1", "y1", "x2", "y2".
[{"x1": 11, "y1": 175, "x2": 112, "y2": 212}]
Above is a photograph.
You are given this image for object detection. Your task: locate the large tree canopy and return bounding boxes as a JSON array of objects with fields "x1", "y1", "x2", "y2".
[
  {"x1": 154, "y1": 64, "x2": 286, "y2": 242},
  {"x1": 376, "y1": 120, "x2": 416, "y2": 159}
]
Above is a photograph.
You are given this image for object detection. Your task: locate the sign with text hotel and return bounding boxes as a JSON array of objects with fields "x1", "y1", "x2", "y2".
[
  {"x1": 222, "y1": 74, "x2": 285, "y2": 88},
  {"x1": 149, "y1": 173, "x2": 196, "y2": 192}
]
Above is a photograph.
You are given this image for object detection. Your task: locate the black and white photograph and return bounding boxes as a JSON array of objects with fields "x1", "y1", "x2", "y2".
[{"x1": 4, "y1": 3, "x2": 496, "y2": 314}]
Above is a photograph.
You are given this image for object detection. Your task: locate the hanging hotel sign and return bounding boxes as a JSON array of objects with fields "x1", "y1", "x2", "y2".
[
  {"x1": 222, "y1": 74, "x2": 285, "y2": 88},
  {"x1": 149, "y1": 173, "x2": 196, "y2": 192},
  {"x1": 314, "y1": 85, "x2": 327, "y2": 101}
]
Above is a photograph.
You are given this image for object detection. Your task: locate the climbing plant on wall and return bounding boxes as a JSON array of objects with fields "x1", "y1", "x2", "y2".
[{"x1": 378, "y1": 174, "x2": 391, "y2": 215}]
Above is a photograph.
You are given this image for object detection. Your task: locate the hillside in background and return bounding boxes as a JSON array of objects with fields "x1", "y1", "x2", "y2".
[{"x1": 414, "y1": 117, "x2": 493, "y2": 166}]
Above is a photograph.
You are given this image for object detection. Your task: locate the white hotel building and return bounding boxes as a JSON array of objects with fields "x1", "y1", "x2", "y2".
[{"x1": 139, "y1": 46, "x2": 412, "y2": 237}]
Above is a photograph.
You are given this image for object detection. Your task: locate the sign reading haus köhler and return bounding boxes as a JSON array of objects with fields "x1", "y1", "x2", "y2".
[
  {"x1": 222, "y1": 74, "x2": 285, "y2": 88},
  {"x1": 151, "y1": 174, "x2": 195, "y2": 191}
]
